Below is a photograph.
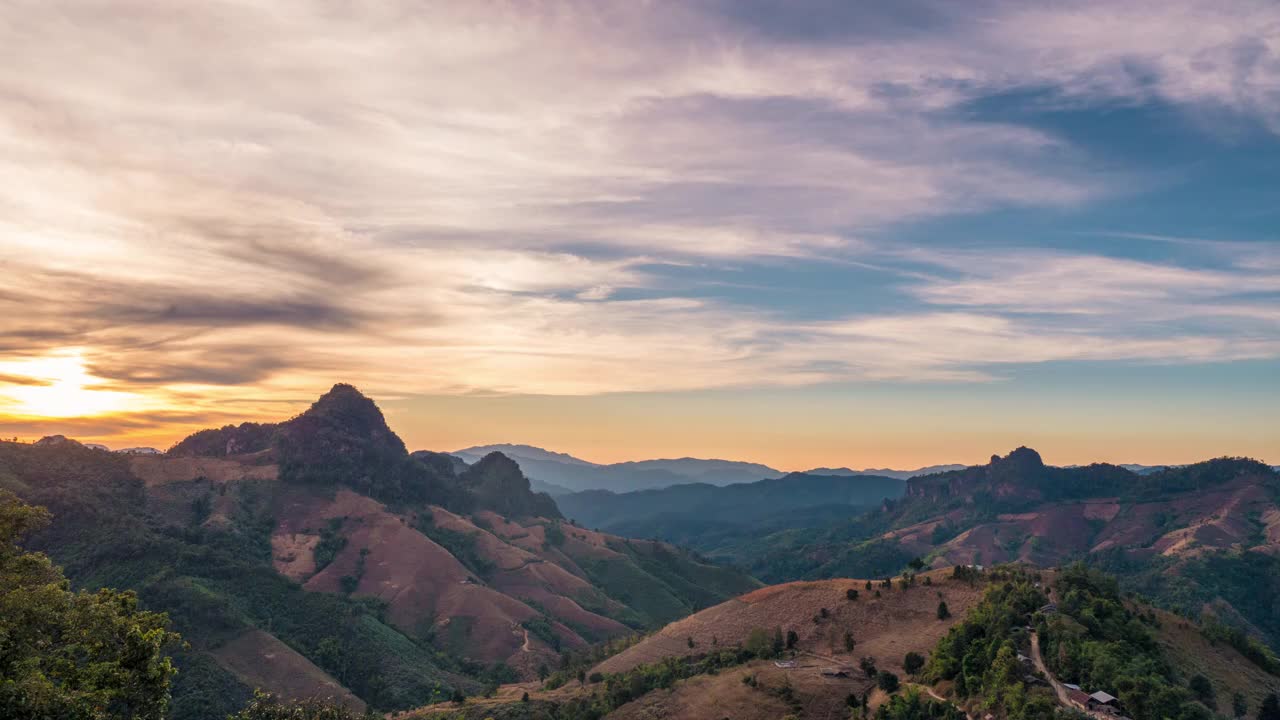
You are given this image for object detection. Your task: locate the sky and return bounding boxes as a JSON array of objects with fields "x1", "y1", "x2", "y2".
[{"x1": 0, "y1": 0, "x2": 1277, "y2": 469}]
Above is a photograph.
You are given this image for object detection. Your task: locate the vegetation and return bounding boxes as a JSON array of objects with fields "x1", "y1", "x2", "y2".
[
  {"x1": 0, "y1": 439, "x2": 475, "y2": 714},
  {"x1": 876, "y1": 689, "x2": 967, "y2": 720},
  {"x1": 925, "y1": 566, "x2": 1054, "y2": 720},
  {"x1": 540, "y1": 641, "x2": 781, "y2": 720},
  {"x1": 227, "y1": 691, "x2": 370, "y2": 719},
  {"x1": 0, "y1": 490, "x2": 182, "y2": 720},
  {"x1": 1039, "y1": 564, "x2": 1217, "y2": 720}
]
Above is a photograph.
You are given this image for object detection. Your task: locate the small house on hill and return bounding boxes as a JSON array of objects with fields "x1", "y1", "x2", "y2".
[
  {"x1": 1089, "y1": 691, "x2": 1119, "y2": 713},
  {"x1": 1066, "y1": 688, "x2": 1091, "y2": 708}
]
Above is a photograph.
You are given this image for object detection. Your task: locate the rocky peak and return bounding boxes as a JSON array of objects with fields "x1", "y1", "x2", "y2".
[{"x1": 462, "y1": 452, "x2": 561, "y2": 519}]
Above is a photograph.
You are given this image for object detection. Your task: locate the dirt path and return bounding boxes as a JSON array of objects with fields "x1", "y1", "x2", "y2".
[
  {"x1": 521, "y1": 627, "x2": 531, "y2": 652},
  {"x1": 1030, "y1": 632, "x2": 1107, "y2": 720}
]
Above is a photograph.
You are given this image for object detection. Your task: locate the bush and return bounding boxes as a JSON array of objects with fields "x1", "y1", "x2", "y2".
[
  {"x1": 848, "y1": 588, "x2": 860, "y2": 601},
  {"x1": 877, "y1": 671, "x2": 900, "y2": 693},
  {"x1": 936, "y1": 601, "x2": 950, "y2": 619},
  {"x1": 228, "y1": 691, "x2": 365, "y2": 719},
  {"x1": 903, "y1": 651, "x2": 924, "y2": 676}
]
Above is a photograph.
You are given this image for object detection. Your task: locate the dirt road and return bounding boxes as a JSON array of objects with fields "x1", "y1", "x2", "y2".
[{"x1": 1030, "y1": 632, "x2": 1107, "y2": 720}]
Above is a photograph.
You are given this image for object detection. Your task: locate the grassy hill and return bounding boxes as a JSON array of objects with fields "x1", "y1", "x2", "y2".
[{"x1": 399, "y1": 564, "x2": 1280, "y2": 720}]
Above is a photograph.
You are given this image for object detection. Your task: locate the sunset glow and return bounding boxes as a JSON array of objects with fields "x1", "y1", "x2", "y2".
[{"x1": 0, "y1": 351, "x2": 138, "y2": 419}]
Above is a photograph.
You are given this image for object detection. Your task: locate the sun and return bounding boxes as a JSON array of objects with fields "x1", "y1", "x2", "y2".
[{"x1": 0, "y1": 350, "x2": 137, "y2": 419}]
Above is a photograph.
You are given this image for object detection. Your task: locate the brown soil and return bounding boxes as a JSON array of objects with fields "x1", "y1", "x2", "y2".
[{"x1": 210, "y1": 630, "x2": 365, "y2": 712}]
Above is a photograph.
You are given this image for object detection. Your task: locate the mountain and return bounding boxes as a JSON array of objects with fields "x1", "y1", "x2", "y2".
[
  {"x1": 0, "y1": 385, "x2": 757, "y2": 718},
  {"x1": 729, "y1": 446, "x2": 1280, "y2": 651},
  {"x1": 451, "y1": 444, "x2": 785, "y2": 493},
  {"x1": 804, "y1": 463, "x2": 968, "y2": 480},
  {"x1": 555, "y1": 472, "x2": 905, "y2": 556}
]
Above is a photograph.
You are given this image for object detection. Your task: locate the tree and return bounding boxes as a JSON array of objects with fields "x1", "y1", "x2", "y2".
[
  {"x1": 908, "y1": 557, "x2": 926, "y2": 571},
  {"x1": 845, "y1": 632, "x2": 856, "y2": 652},
  {"x1": 772, "y1": 625, "x2": 785, "y2": 655},
  {"x1": 687, "y1": 636, "x2": 695, "y2": 648},
  {"x1": 229, "y1": 692, "x2": 366, "y2": 719},
  {"x1": 537, "y1": 663, "x2": 549, "y2": 680},
  {"x1": 521, "y1": 692, "x2": 530, "y2": 703},
  {"x1": 1189, "y1": 674, "x2": 1214, "y2": 707},
  {"x1": 847, "y1": 588, "x2": 860, "y2": 601},
  {"x1": 746, "y1": 627, "x2": 773, "y2": 657},
  {"x1": 877, "y1": 671, "x2": 900, "y2": 693},
  {"x1": 860, "y1": 656, "x2": 878, "y2": 678},
  {"x1": 786, "y1": 629, "x2": 799, "y2": 649},
  {"x1": 0, "y1": 491, "x2": 182, "y2": 720},
  {"x1": 903, "y1": 651, "x2": 925, "y2": 676},
  {"x1": 937, "y1": 600, "x2": 950, "y2": 619},
  {"x1": 1259, "y1": 693, "x2": 1280, "y2": 720},
  {"x1": 1232, "y1": 693, "x2": 1248, "y2": 718},
  {"x1": 866, "y1": 580, "x2": 873, "y2": 591}
]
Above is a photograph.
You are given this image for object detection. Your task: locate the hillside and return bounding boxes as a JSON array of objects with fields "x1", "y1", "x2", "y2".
[
  {"x1": 729, "y1": 447, "x2": 1280, "y2": 652},
  {"x1": 555, "y1": 472, "x2": 904, "y2": 555},
  {"x1": 404, "y1": 566, "x2": 988, "y2": 720},
  {"x1": 401, "y1": 564, "x2": 1280, "y2": 720},
  {"x1": 0, "y1": 385, "x2": 757, "y2": 718}
]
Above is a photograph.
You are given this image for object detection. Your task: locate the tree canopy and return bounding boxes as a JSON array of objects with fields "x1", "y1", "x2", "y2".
[{"x1": 0, "y1": 490, "x2": 182, "y2": 719}]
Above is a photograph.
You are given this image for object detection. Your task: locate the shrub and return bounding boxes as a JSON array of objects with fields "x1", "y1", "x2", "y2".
[{"x1": 877, "y1": 671, "x2": 900, "y2": 693}]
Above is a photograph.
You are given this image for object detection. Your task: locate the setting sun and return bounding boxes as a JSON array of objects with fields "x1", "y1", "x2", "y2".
[{"x1": 0, "y1": 350, "x2": 137, "y2": 419}]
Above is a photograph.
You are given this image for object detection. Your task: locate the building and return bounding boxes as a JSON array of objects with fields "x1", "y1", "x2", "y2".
[
  {"x1": 1089, "y1": 691, "x2": 1120, "y2": 714},
  {"x1": 1066, "y1": 688, "x2": 1092, "y2": 708}
]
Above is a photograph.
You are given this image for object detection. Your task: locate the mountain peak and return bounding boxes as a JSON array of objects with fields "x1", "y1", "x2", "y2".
[
  {"x1": 991, "y1": 446, "x2": 1045, "y2": 470},
  {"x1": 461, "y1": 451, "x2": 561, "y2": 519}
]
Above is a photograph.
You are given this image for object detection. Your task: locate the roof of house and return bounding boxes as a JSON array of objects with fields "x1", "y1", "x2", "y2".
[
  {"x1": 1067, "y1": 689, "x2": 1092, "y2": 707},
  {"x1": 1090, "y1": 691, "x2": 1118, "y2": 704}
]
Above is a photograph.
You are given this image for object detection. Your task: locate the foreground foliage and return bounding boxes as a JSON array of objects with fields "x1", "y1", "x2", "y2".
[{"x1": 0, "y1": 490, "x2": 182, "y2": 720}]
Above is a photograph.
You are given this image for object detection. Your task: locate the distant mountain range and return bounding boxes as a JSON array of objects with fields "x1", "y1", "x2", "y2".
[
  {"x1": 555, "y1": 471, "x2": 906, "y2": 553},
  {"x1": 451, "y1": 443, "x2": 972, "y2": 493}
]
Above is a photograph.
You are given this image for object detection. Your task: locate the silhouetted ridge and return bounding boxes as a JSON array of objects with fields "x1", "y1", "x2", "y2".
[{"x1": 168, "y1": 421, "x2": 276, "y2": 457}]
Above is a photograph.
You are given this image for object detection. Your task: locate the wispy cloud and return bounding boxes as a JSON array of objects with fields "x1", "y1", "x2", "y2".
[{"x1": 1, "y1": 0, "x2": 1278, "y2": 446}]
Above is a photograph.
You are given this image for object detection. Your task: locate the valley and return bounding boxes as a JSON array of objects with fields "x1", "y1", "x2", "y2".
[{"x1": 3, "y1": 386, "x2": 1278, "y2": 720}]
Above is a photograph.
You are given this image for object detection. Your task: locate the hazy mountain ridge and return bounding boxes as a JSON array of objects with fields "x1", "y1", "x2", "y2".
[
  {"x1": 452, "y1": 443, "x2": 977, "y2": 492},
  {"x1": 555, "y1": 472, "x2": 906, "y2": 555},
  {"x1": 451, "y1": 444, "x2": 785, "y2": 493}
]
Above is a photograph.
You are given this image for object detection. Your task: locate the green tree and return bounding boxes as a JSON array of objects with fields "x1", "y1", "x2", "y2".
[
  {"x1": 903, "y1": 651, "x2": 925, "y2": 676},
  {"x1": 228, "y1": 691, "x2": 367, "y2": 719},
  {"x1": 1188, "y1": 674, "x2": 1214, "y2": 708},
  {"x1": 877, "y1": 671, "x2": 901, "y2": 693},
  {"x1": 745, "y1": 627, "x2": 773, "y2": 658},
  {"x1": 937, "y1": 600, "x2": 950, "y2": 619},
  {"x1": 0, "y1": 491, "x2": 182, "y2": 720},
  {"x1": 1232, "y1": 693, "x2": 1248, "y2": 718},
  {"x1": 847, "y1": 588, "x2": 860, "y2": 601}
]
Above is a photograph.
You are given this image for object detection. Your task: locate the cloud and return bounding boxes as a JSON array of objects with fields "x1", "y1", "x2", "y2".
[{"x1": 0, "y1": 0, "x2": 1278, "y2": 448}]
